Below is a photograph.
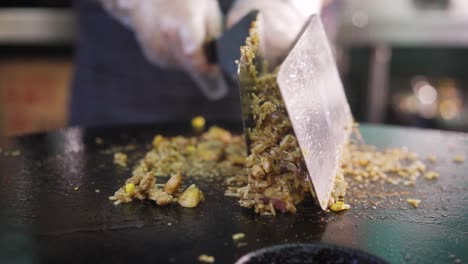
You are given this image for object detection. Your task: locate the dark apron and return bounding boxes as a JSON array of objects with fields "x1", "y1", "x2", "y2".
[{"x1": 70, "y1": 0, "x2": 238, "y2": 127}]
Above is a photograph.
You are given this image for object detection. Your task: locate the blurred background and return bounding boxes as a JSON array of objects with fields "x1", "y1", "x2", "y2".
[{"x1": 0, "y1": 0, "x2": 467, "y2": 136}]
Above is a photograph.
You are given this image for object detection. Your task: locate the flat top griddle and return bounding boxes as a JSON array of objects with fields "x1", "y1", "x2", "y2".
[{"x1": 0, "y1": 122, "x2": 466, "y2": 264}]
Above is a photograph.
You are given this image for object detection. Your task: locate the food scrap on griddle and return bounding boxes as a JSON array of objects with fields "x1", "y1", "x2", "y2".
[{"x1": 113, "y1": 152, "x2": 128, "y2": 167}]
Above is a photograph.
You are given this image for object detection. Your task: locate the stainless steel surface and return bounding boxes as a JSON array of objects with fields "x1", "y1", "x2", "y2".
[
  {"x1": 0, "y1": 8, "x2": 75, "y2": 44},
  {"x1": 339, "y1": 0, "x2": 468, "y2": 46},
  {"x1": 277, "y1": 16, "x2": 353, "y2": 210}
]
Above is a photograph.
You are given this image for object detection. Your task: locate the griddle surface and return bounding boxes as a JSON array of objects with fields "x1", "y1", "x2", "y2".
[{"x1": 0, "y1": 122, "x2": 466, "y2": 263}]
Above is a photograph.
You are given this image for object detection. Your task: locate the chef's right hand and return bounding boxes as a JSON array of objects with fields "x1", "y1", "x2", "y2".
[
  {"x1": 227, "y1": 0, "x2": 323, "y2": 65},
  {"x1": 99, "y1": 0, "x2": 229, "y2": 100}
]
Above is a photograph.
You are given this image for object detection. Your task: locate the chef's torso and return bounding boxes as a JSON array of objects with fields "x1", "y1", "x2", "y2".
[{"x1": 70, "y1": 0, "x2": 240, "y2": 127}]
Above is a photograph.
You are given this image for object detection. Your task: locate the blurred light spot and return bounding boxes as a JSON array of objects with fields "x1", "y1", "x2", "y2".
[
  {"x1": 416, "y1": 84, "x2": 437, "y2": 104},
  {"x1": 352, "y1": 10, "x2": 369, "y2": 28},
  {"x1": 439, "y1": 100, "x2": 459, "y2": 120},
  {"x1": 404, "y1": 95, "x2": 419, "y2": 113},
  {"x1": 411, "y1": 78, "x2": 429, "y2": 94}
]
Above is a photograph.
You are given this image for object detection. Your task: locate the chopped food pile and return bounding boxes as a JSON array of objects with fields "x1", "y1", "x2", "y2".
[
  {"x1": 224, "y1": 25, "x2": 313, "y2": 215},
  {"x1": 145, "y1": 126, "x2": 245, "y2": 178},
  {"x1": 224, "y1": 21, "x2": 350, "y2": 215},
  {"x1": 109, "y1": 170, "x2": 205, "y2": 208},
  {"x1": 109, "y1": 123, "x2": 438, "y2": 213},
  {"x1": 340, "y1": 142, "x2": 438, "y2": 210},
  {"x1": 109, "y1": 127, "x2": 246, "y2": 207},
  {"x1": 342, "y1": 144, "x2": 428, "y2": 187}
]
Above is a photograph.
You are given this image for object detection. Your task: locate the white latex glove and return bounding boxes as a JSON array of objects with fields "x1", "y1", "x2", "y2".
[
  {"x1": 227, "y1": 0, "x2": 324, "y2": 65},
  {"x1": 99, "y1": 0, "x2": 228, "y2": 100}
]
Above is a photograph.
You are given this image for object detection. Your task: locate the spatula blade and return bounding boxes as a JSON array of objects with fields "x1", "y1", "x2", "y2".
[{"x1": 277, "y1": 15, "x2": 353, "y2": 210}]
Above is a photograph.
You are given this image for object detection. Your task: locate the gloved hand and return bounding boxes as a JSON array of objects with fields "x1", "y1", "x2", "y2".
[
  {"x1": 227, "y1": 0, "x2": 323, "y2": 65},
  {"x1": 99, "y1": 0, "x2": 228, "y2": 100}
]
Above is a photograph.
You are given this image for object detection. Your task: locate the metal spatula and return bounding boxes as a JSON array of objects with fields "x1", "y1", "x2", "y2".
[
  {"x1": 205, "y1": 10, "x2": 259, "y2": 81},
  {"x1": 239, "y1": 14, "x2": 353, "y2": 211},
  {"x1": 277, "y1": 15, "x2": 353, "y2": 210}
]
